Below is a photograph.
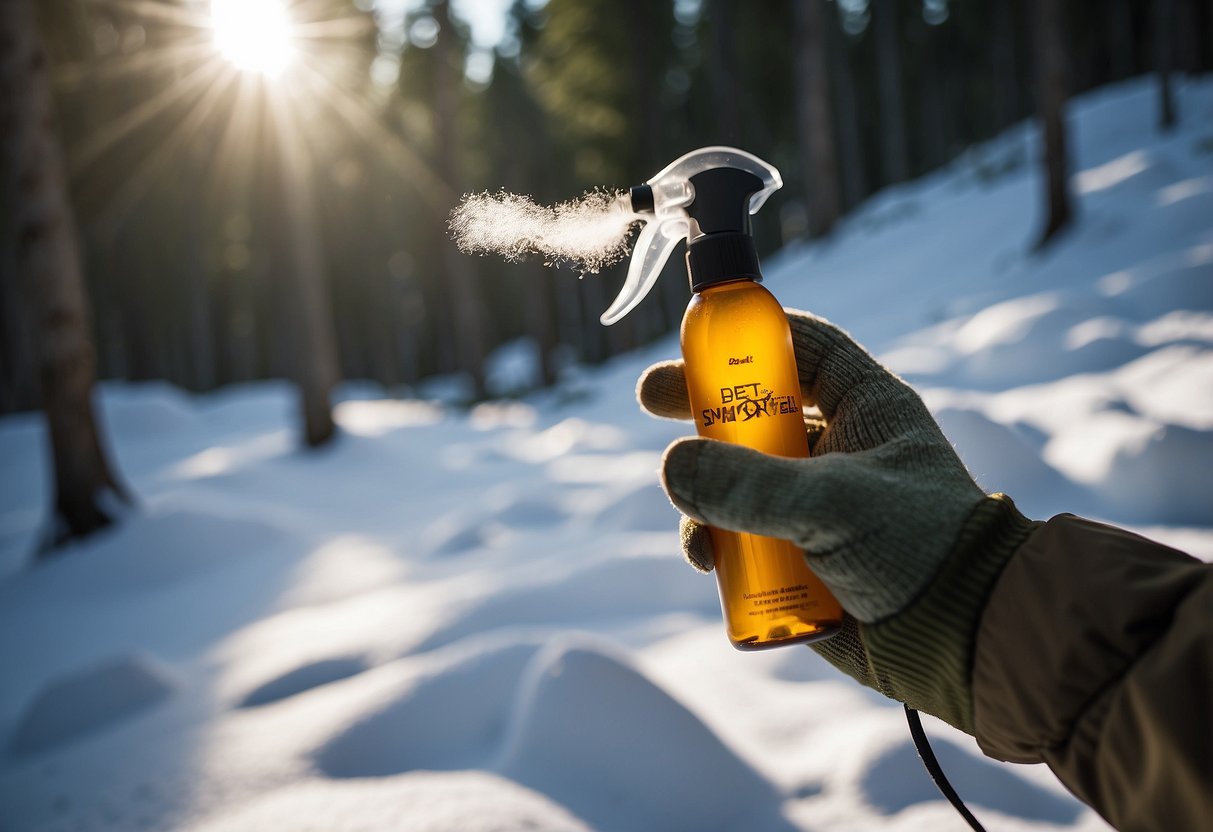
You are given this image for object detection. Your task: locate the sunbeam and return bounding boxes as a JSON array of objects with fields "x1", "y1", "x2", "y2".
[
  {"x1": 95, "y1": 64, "x2": 239, "y2": 240},
  {"x1": 291, "y1": 59, "x2": 454, "y2": 209},
  {"x1": 211, "y1": 0, "x2": 297, "y2": 77},
  {"x1": 68, "y1": 56, "x2": 223, "y2": 175}
]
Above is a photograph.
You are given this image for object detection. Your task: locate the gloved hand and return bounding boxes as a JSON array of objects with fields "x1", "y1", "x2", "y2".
[{"x1": 638, "y1": 309, "x2": 1039, "y2": 733}]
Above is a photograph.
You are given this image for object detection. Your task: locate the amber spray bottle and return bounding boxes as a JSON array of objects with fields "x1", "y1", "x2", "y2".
[{"x1": 600, "y1": 147, "x2": 842, "y2": 650}]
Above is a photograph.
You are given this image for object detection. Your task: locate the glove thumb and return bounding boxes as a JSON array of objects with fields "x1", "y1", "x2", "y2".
[{"x1": 661, "y1": 437, "x2": 820, "y2": 545}]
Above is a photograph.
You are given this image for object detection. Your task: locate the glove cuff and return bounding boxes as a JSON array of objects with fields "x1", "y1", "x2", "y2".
[{"x1": 861, "y1": 494, "x2": 1040, "y2": 733}]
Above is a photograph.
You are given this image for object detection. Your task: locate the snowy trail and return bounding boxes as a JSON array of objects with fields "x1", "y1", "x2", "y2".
[{"x1": 1, "y1": 77, "x2": 1210, "y2": 831}]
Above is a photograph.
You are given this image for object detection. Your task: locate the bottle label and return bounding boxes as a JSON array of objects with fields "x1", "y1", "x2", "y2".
[
  {"x1": 701, "y1": 381, "x2": 798, "y2": 428},
  {"x1": 743, "y1": 583, "x2": 817, "y2": 617}
]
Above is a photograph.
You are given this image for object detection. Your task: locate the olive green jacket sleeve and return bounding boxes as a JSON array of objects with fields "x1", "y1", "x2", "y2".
[{"x1": 972, "y1": 515, "x2": 1212, "y2": 832}]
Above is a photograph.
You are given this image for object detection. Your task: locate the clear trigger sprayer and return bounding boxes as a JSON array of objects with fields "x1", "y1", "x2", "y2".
[{"x1": 608, "y1": 146, "x2": 843, "y2": 650}]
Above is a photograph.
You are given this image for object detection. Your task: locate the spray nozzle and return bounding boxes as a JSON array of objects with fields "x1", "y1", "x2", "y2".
[{"x1": 600, "y1": 146, "x2": 782, "y2": 325}]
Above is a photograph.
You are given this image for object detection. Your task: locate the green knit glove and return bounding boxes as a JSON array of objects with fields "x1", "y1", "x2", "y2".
[{"x1": 639, "y1": 309, "x2": 1039, "y2": 732}]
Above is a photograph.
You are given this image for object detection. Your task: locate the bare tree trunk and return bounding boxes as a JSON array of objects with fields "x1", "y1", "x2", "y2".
[
  {"x1": 1155, "y1": 0, "x2": 1178, "y2": 130},
  {"x1": 185, "y1": 217, "x2": 214, "y2": 391},
  {"x1": 1029, "y1": 0, "x2": 1074, "y2": 248},
  {"x1": 918, "y1": 24, "x2": 948, "y2": 171},
  {"x1": 625, "y1": 0, "x2": 669, "y2": 342},
  {"x1": 516, "y1": 109, "x2": 562, "y2": 385},
  {"x1": 792, "y1": 0, "x2": 841, "y2": 238},
  {"x1": 434, "y1": 0, "x2": 487, "y2": 398},
  {"x1": 826, "y1": 5, "x2": 866, "y2": 209},
  {"x1": 268, "y1": 100, "x2": 340, "y2": 447},
  {"x1": 0, "y1": 241, "x2": 38, "y2": 411},
  {"x1": 0, "y1": 0, "x2": 130, "y2": 553},
  {"x1": 873, "y1": 0, "x2": 909, "y2": 184}
]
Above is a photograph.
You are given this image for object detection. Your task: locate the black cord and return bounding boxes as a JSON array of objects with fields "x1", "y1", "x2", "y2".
[{"x1": 905, "y1": 705, "x2": 987, "y2": 831}]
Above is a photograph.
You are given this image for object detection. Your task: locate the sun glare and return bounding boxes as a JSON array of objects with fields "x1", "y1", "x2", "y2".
[{"x1": 211, "y1": 0, "x2": 296, "y2": 76}]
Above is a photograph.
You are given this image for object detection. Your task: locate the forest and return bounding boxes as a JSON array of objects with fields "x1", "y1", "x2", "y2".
[
  {"x1": 2, "y1": 0, "x2": 1211, "y2": 547},
  {"x1": 2, "y1": 3, "x2": 1212, "y2": 828}
]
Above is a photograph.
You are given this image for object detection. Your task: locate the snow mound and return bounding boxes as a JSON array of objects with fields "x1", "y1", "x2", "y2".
[
  {"x1": 316, "y1": 640, "x2": 543, "y2": 777},
  {"x1": 1108, "y1": 260, "x2": 1213, "y2": 321},
  {"x1": 183, "y1": 771, "x2": 591, "y2": 832},
  {"x1": 949, "y1": 292, "x2": 1147, "y2": 388},
  {"x1": 239, "y1": 657, "x2": 368, "y2": 708},
  {"x1": 1096, "y1": 423, "x2": 1213, "y2": 524},
  {"x1": 500, "y1": 417, "x2": 629, "y2": 464},
  {"x1": 9, "y1": 508, "x2": 298, "y2": 600},
  {"x1": 1115, "y1": 344, "x2": 1213, "y2": 428},
  {"x1": 418, "y1": 489, "x2": 568, "y2": 557},
  {"x1": 498, "y1": 638, "x2": 794, "y2": 832},
  {"x1": 8, "y1": 653, "x2": 176, "y2": 756},
  {"x1": 334, "y1": 397, "x2": 443, "y2": 437},
  {"x1": 861, "y1": 737, "x2": 1081, "y2": 824},
  {"x1": 99, "y1": 382, "x2": 197, "y2": 438},
  {"x1": 415, "y1": 552, "x2": 710, "y2": 652},
  {"x1": 934, "y1": 407, "x2": 1090, "y2": 516},
  {"x1": 589, "y1": 483, "x2": 682, "y2": 532},
  {"x1": 487, "y1": 490, "x2": 569, "y2": 529},
  {"x1": 422, "y1": 511, "x2": 497, "y2": 556},
  {"x1": 276, "y1": 535, "x2": 407, "y2": 608}
]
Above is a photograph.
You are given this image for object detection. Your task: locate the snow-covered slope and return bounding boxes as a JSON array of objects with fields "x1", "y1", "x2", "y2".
[{"x1": 1, "y1": 77, "x2": 1210, "y2": 831}]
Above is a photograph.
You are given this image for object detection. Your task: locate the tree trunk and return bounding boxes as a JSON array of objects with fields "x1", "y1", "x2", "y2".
[
  {"x1": 1029, "y1": 0, "x2": 1074, "y2": 248},
  {"x1": 625, "y1": 0, "x2": 669, "y2": 342},
  {"x1": 826, "y1": 5, "x2": 866, "y2": 210},
  {"x1": 433, "y1": 0, "x2": 488, "y2": 399},
  {"x1": 1155, "y1": 0, "x2": 1178, "y2": 130},
  {"x1": 185, "y1": 215, "x2": 214, "y2": 391},
  {"x1": 0, "y1": 0, "x2": 130, "y2": 553},
  {"x1": 514, "y1": 98, "x2": 562, "y2": 385},
  {"x1": 268, "y1": 98, "x2": 340, "y2": 447},
  {"x1": 0, "y1": 236, "x2": 38, "y2": 411},
  {"x1": 918, "y1": 26, "x2": 948, "y2": 172},
  {"x1": 791, "y1": 0, "x2": 841, "y2": 238},
  {"x1": 873, "y1": 0, "x2": 909, "y2": 184}
]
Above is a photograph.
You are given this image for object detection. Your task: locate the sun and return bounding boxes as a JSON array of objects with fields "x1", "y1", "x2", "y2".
[{"x1": 211, "y1": 0, "x2": 296, "y2": 76}]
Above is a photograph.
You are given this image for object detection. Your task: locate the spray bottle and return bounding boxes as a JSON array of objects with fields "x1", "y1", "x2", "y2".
[{"x1": 604, "y1": 147, "x2": 842, "y2": 650}]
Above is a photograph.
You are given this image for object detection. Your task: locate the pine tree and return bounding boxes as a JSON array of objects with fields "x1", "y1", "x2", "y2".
[
  {"x1": 268, "y1": 99, "x2": 341, "y2": 446},
  {"x1": 874, "y1": 0, "x2": 909, "y2": 184},
  {"x1": 827, "y1": 4, "x2": 866, "y2": 209},
  {"x1": 1154, "y1": 0, "x2": 1178, "y2": 130},
  {"x1": 0, "y1": 0, "x2": 131, "y2": 553},
  {"x1": 1029, "y1": 0, "x2": 1074, "y2": 247},
  {"x1": 791, "y1": 0, "x2": 841, "y2": 237},
  {"x1": 431, "y1": 0, "x2": 489, "y2": 398}
]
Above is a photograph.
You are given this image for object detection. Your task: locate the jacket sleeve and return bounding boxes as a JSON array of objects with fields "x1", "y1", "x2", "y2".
[{"x1": 971, "y1": 514, "x2": 1212, "y2": 832}]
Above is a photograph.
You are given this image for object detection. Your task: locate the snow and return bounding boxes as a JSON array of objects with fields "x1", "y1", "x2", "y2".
[
  {"x1": 1, "y1": 76, "x2": 1211, "y2": 831},
  {"x1": 496, "y1": 638, "x2": 793, "y2": 832},
  {"x1": 9, "y1": 654, "x2": 177, "y2": 756}
]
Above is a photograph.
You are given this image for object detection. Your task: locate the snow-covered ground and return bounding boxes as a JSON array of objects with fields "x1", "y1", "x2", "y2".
[{"x1": 1, "y1": 77, "x2": 1211, "y2": 831}]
